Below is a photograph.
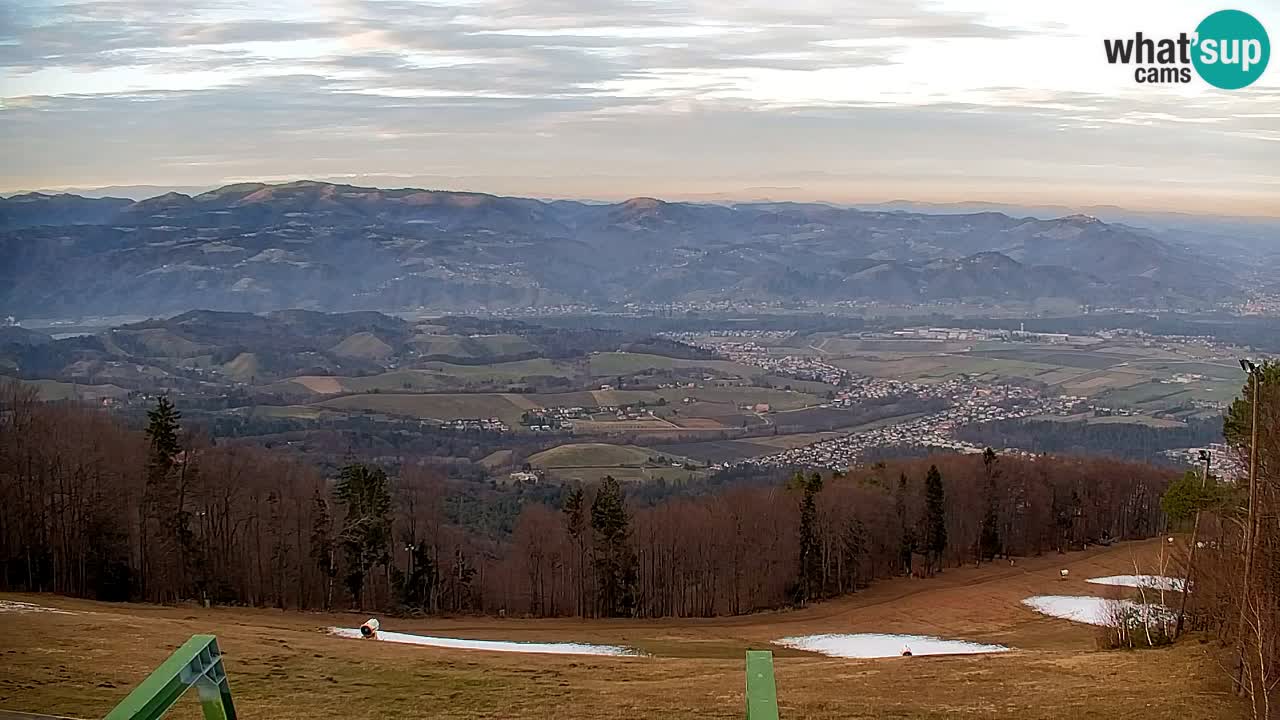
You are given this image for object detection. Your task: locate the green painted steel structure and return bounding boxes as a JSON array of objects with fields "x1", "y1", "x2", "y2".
[
  {"x1": 104, "y1": 635, "x2": 236, "y2": 720},
  {"x1": 745, "y1": 650, "x2": 779, "y2": 720}
]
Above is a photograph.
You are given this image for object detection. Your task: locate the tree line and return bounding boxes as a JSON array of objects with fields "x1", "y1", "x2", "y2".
[
  {"x1": 957, "y1": 415, "x2": 1223, "y2": 463},
  {"x1": 1, "y1": 379, "x2": 1175, "y2": 618},
  {"x1": 1164, "y1": 361, "x2": 1277, "y2": 718}
]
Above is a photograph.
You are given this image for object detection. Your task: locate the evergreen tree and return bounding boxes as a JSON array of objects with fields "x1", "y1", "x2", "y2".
[
  {"x1": 978, "y1": 448, "x2": 1002, "y2": 561},
  {"x1": 923, "y1": 465, "x2": 947, "y2": 574},
  {"x1": 895, "y1": 472, "x2": 916, "y2": 574},
  {"x1": 1161, "y1": 470, "x2": 1224, "y2": 523},
  {"x1": 842, "y1": 516, "x2": 867, "y2": 593},
  {"x1": 141, "y1": 396, "x2": 183, "y2": 599},
  {"x1": 334, "y1": 463, "x2": 392, "y2": 609},
  {"x1": 145, "y1": 396, "x2": 182, "y2": 466},
  {"x1": 590, "y1": 476, "x2": 635, "y2": 617},
  {"x1": 310, "y1": 488, "x2": 336, "y2": 609},
  {"x1": 563, "y1": 486, "x2": 587, "y2": 615},
  {"x1": 400, "y1": 540, "x2": 437, "y2": 610},
  {"x1": 793, "y1": 471, "x2": 824, "y2": 604}
]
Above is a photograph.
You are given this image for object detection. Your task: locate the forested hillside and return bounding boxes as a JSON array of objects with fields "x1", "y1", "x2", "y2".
[{"x1": 0, "y1": 381, "x2": 1174, "y2": 617}]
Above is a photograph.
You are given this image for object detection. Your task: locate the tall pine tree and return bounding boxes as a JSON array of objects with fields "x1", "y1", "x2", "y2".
[
  {"x1": 563, "y1": 486, "x2": 587, "y2": 616},
  {"x1": 334, "y1": 463, "x2": 392, "y2": 609},
  {"x1": 141, "y1": 396, "x2": 182, "y2": 600},
  {"x1": 923, "y1": 465, "x2": 947, "y2": 575},
  {"x1": 895, "y1": 472, "x2": 916, "y2": 575},
  {"x1": 590, "y1": 476, "x2": 635, "y2": 617},
  {"x1": 978, "y1": 448, "x2": 1003, "y2": 562},
  {"x1": 793, "y1": 471, "x2": 824, "y2": 604}
]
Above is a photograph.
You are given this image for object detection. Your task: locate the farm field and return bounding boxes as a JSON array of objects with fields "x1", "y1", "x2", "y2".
[
  {"x1": 654, "y1": 432, "x2": 844, "y2": 464},
  {"x1": 817, "y1": 338, "x2": 1243, "y2": 411},
  {"x1": 297, "y1": 383, "x2": 827, "y2": 435},
  {"x1": 277, "y1": 359, "x2": 580, "y2": 398},
  {"x1": 527, "y1": 443, "x2": 693, "y2": 468},
  {"x1": 532, "y1": 464, "x2": 705, "y2": 485},
  {"x1": 316, "y1": 393, "x2": 533, "y2": 426},
  {"x1": 0, "y1": 377, "x2": 130, "y2": 402},
  {"x1": 587, "y1": 352, "x2": 759, "y2": 378},
  {"x1": 0, "y1": 540, "x2": 1239, "y2": 720},
  {"x1": 406, "y1": 333, "x2": 540, "y2": 359}
]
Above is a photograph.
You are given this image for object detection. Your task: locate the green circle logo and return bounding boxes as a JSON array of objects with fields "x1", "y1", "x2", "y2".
[{"x1": 1193, "y1": 10, "x2": 1270, "y2": 89}]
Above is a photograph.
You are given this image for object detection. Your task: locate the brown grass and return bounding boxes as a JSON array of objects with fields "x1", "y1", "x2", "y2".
[{"x1": 0, "y1": 541, "x2": 1241, "y2": 720}]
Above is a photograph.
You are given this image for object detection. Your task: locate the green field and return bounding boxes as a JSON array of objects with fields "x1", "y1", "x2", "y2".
[
  {"x1": 1095, "y1": 378, "x2": 1243, "y2": 411},
  {"x1": 408, "y1": 334, "x2": 471, "y2": 357},
  {"x1": 587, "y1": 352, "x2": 759, "y2": 378},
  {"x1": 407, "y1": 333, "x2": 539, "y2": 359},
  {"x1": 818, "y1": 339, "x2": 1243, "y2": 410},
  {"x1": 279, "y1": 359, "x2": 580, "y2": 397},
  {"x1": 317, "y1": 393, "x2": 531, "y2": 424},
  {"x1": 240, "y1": 404, "x2": 331, "y2": 420},
  {"x1": 417, "y1": 358, "x2": 578, "y2": 381},
  {"x1": 528, "y1": 443, "x2": 692, "y2": 468},
  {"x1": 329, "y1": 332, "x2": 395, "y2": 360},
  {"x1": 656, "y1": 386, "x2": 819, "y2": 411},
  {"x1": 1, "y1": 377, "x2": 130, "y2": 402}
]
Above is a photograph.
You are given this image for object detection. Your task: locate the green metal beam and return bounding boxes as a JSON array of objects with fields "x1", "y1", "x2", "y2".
[
  {"x1": 104, "y1": 635, "x2": 236, "y2": 720},
  {"x1": 745, "y1": 650, "x2": 779, "y2": 720}
]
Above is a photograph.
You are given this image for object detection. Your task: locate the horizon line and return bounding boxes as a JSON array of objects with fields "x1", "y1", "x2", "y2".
[{"x1": 4, "y1": 178, "x2": 1280, "y2": 221}]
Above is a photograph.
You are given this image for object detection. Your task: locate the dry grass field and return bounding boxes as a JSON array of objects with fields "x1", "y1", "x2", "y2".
[{"x1": 0, "y1": 540, "x2": 1242, "y2": 720}]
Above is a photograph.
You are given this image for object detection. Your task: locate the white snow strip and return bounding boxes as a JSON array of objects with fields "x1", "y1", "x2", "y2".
[
  {"x1": 1022, "y1": 595, "x2": 1174, "y2": 627},
  {"x1": 328, "y1": 627, "x2": 638, "y2": 656},
  {"x1": 774, "y1": 633, "x2": 1009, "y2": 659},
  {"x1": 0, "y1": 600, "x2": 74, "y2": 614},
  {"x1": 1087, "y1": 575, "x2": 1185, "y2": 592}
]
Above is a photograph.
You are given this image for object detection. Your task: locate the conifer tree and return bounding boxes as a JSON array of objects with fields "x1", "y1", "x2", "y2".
[
  {"x1": 590, "y1": 476, "x2": 635, "y2": 617},
  {"x1": 923, "y1": 465, "x2": 947, "y2": 574}
]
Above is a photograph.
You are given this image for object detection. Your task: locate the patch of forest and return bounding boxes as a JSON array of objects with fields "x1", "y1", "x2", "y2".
[
  {"x1": 1, "y1": 381, "x2": 1175, "y2": 618},
  {"x1": 956, "y1": 416, "x2": 1222, "y2": 463}
]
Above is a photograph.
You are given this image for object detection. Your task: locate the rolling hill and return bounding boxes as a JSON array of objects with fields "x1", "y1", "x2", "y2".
[{"x1": 0, "y1": 180, "x2": 1245, "y2": 316}]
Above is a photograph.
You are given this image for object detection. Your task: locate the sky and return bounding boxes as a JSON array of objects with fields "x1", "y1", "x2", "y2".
[{"x1": 1, "y1": 0, "x2": 1278, "y2": 214}]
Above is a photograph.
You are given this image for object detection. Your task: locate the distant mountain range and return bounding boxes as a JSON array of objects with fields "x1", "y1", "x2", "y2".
[{"x1": 0, "y1": 180, "x2": 1250, "y2": 317}]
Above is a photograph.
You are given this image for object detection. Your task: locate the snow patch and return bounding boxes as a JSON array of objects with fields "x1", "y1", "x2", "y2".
[
  {"x1": 1022, "y1": 595, "x2": 1174, "y2": 626},
  {"x1": 328, "y1": 627, "x2": 638, "y2": 656},
  {"x1": 774, "y1": 633, "x2": 1009, "y2": 659},
  {"x1": 1087, "y1": 575, "x2": 1185, "y2": 592},
  {"x1": 0, "y1": 600, "x2": 74, "y2": 614}
]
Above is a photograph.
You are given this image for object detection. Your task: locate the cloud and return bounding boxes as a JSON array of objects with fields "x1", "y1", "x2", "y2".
[{"x1": 0, "y1": 0, "x2": 1276, "y2": 213}]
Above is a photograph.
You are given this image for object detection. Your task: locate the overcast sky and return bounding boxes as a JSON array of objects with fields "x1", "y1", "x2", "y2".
[{"x1": 2, "y1": 0, "x2": 1277, "y2": 214}]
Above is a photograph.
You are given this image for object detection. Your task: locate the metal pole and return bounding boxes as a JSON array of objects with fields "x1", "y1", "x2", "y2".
[{"x1": 1174, "y1": 450, "x2": 1210, "y2": 638}]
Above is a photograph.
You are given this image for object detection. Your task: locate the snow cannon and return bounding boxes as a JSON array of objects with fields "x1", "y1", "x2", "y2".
[
  {"x1": 1059, "y1": 569, "x2": 1070, "y2": 581},
  {"x1": 901, "y1": 645, "x2": 913, "y2": 657},
  {"x1": 360, "y1": 618, "x2": 380, "y2": 639}
]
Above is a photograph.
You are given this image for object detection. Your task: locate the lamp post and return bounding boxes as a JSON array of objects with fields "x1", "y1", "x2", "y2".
[
  {"x1": 1234, "y1": 359, "x2": 1261, "y2": 694},
  {"x1": 1174, "y1": 449, "x2": 1210, "y2": 638}
]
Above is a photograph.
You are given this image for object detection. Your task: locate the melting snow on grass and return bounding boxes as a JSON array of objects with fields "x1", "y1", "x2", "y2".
[
  {"x1": 329, "y1": 627, "x2": 638, "y2": 656},
  {"x1": 0, "y1": 600, "x2": 74, "y2": 614},
  {"x1": 774, "y1": 633, "x2": 1009, "y2": 659},
  {"x1": 1087, "y1": 575, "x2": 1185, "y2": 592},
  {"x1": 1022, "y1": 596, "x2": 1174, "y2": 626}
]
